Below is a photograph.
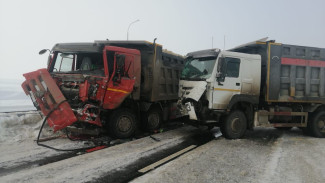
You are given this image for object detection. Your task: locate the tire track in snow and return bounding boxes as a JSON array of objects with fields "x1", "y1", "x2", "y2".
[{"x1": 259, "y1": 134, "x2": 283, "y2": 183}]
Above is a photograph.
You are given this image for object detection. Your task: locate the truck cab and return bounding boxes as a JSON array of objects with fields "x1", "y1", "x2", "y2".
[
  {"x1": 22, "y1": 42, "x2": 141, "y2": 137},
  {"x1": 178, "y1": 49, "x2": 261, "y2": 137}
]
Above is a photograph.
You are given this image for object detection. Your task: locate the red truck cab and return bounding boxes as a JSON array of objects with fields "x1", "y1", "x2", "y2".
[{"x1": 22, "y1": 44, "x2": 140, "y2": 136}]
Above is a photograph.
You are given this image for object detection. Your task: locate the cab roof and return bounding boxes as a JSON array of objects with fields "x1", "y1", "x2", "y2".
[
  {"x1": 52, "y1": 40, "x2": 160, "y2": 53},
  {"x1": 186, "y1": 48, "x2": 220, "y2": 59}
]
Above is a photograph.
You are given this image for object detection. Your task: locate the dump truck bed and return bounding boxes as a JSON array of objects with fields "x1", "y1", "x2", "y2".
[{"x1": 231, "y1": 41, "x2": 325, "y2": 103}]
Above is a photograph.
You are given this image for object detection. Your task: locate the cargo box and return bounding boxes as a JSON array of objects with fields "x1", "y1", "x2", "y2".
[{"x1": 232, "y1": 41, "x2": 325, "y2": 103}]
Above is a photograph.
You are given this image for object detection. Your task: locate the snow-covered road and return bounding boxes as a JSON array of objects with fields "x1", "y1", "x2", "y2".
[
  {"x1": 0, "y1": 112, "x2": 201, "y2": 182},
  {"x1": 132, "y1": 128, "x2": 325, "y2": 183},
  {"x1": 0, "y1": 126, "x2": 199, "y2": 182},
  {"x1": 1, "y1": 112, "x2": 324, "y2": 183}
]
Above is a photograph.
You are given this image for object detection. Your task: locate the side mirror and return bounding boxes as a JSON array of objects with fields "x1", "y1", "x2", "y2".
[{"x1": 39, "y1": 49, "x2": 49, "y2": 55}]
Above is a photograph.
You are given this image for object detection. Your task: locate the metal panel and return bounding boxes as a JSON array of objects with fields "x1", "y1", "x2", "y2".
[
  {"x1": 150, "y1": 47, "x2": 185, "y2": 101},
  {"x1": 268, "y1": 43, "x2": 325, "y2": 102},
  {"x1": 256, "y1": 111, "x2": 308, "y2": 127},
  {"x1": 133, "y1": 44, "x2": 185, "y2": 102},
  {"x1": 21, "y1": 69, "x2": 77, "y2": 131},
  {"x1": 268, "y1": 44, "x2": 282, "y2": 100}
]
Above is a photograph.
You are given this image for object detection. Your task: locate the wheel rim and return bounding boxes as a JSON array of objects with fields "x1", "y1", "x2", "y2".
[
  {"x1": 117, "y1": 115, "x2": 132, "y2": 132},
  {"x1": 148, "y1": 112, "x2": 160, "y2": 128},
  {"x1": 317, "y1": 119, "x2": 325, "y2": 133},
  {"x1": 230, "y1": 117, "x2": 242, "y2": 134}
]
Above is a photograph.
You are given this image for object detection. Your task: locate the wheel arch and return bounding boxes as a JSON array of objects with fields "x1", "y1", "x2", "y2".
[
  {"x1": 227, "y1": 94, "x2": 259, "y2": 129},
  {"x1": 307, "y1": 104, "x2": 325, "y2": 113}
]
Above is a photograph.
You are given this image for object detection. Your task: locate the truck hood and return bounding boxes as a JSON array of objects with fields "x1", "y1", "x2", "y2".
[{"x1": 179, "y1": 80, "x2": 207, "y2": 101}]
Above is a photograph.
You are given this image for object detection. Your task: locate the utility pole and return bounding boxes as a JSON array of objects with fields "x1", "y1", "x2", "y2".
[{"x1": 127, "y1": 19, "x2": 140, "y2": 40}]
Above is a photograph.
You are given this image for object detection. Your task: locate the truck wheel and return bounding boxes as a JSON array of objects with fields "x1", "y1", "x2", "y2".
[
  {"x1": 308, "y1": 111, "x2": 325, "y2": 138},
  {"x1": 109, "y1": 109, "x2": 137, "y2": 139},
  {"x1": 142, "y1": 107, "x2": 162, "y2": 132},
  {"x1": 221, "y1": 110, "x2": 247, "y2": 139}
]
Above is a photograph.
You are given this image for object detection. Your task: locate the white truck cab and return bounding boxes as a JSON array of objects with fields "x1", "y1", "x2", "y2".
[
  {"x1": 179, "y1": 40, "x2": 325, "y2": 139},
  {"x1": 178, "y1": 48, "x2": 261, "y2": 138}
]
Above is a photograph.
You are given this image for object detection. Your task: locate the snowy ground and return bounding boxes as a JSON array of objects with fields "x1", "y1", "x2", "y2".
[
  {"x1": 0, "y1": 111, "x2": 87, "y2": 174},
  {"x1": 0, "y1": 111, "x2": 43, "y2": 142},
  {"x1": 132, "y1": 128, "x2": 325, "y2": 183},
  {"x1": 0, "y1": 111, "x2": 324, "y2": 183},
  {"x1": 0, "y1": 111, "x2": 198, "y2": 183}
]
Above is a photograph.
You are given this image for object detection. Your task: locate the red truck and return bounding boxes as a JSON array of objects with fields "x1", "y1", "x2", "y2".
[{"x1": 22, "y1": 40, "x2": 184, "y2": 138}]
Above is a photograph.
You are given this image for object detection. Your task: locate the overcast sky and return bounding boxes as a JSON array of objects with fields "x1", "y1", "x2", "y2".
[{"x1": 0, "y1": 0, "x2": 324, "y2": 81}]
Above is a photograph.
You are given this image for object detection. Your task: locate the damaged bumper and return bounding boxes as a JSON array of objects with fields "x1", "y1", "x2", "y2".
[
  {"x1": 178, "y1": 101, "x2": 198, "y2": 120},
  {"x1": 178, "y1": 80, "x2": 207, "y2": 120}
]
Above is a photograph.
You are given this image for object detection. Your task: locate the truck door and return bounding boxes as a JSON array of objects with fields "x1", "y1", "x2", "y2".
[
  {"x1": 213, "y1": 56, "x2": 241, "y2": 109},
  {"x1": 102, "y1": 46, "x2": 137, "y2": 109}
]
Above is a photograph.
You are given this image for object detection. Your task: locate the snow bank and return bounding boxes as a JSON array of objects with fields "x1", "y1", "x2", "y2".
[{"x1": 0, "y1": 112, "x2": 55, "y2": 143}]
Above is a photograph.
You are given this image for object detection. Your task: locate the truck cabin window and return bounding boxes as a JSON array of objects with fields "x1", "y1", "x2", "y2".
[
  {"x1": 225, "y1": 57, "x2": 240, "y2": 78},
  {"x1": 53, "y1": 53, "x2": 74, "y2": 72},
  {"x1": 106, "y1": 51, "x2": 115, "y2": 79},
  {"x1": 116, "y1": 54, "x2": 126, "y2": 75},
  {"x1": 181, "y1": 57, "x2": 217, "y2": 80},
  {"x1": 51, "y1": 52, "x2": 104, "y2": 76}
]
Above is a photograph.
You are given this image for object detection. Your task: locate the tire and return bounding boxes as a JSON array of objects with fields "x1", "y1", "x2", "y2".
[
  {"x1": 142, "y1": 107, "x2": 163, "y2": 132},
  {"x1": 109, "y1": 109, "x2": 137, "y2": 139},
  {"x1": 221, "y1": 110, "x2": 247, "y2": 139},
  {"x1": 308, "y1": 111, "x2": 325, "y2": 138}
]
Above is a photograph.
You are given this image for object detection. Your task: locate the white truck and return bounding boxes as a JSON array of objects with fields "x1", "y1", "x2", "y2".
[{"x1": 178, "y1": 39, "x2": 325, "y2": 139}]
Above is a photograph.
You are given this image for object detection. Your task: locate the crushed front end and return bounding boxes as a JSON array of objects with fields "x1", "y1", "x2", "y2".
[
  {"x1": 178, "y1": 80, "x2": 207, "y2": 120},
  {"x1": 22, "y1": 68, "x2": 104, "y2": 132},
  {"x1": 22, "y1": 69, "x2": 78, "y2": 131},
  {"x1": 22, "y1": 50, "x2": 108, "y2": 132},
  {"x1": 177, "y1": 49, "x2": 220, "y2": 122}
]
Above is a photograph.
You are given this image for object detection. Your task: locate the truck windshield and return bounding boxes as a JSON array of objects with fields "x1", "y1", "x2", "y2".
[
  {"x1": 180, "y1": 57, "x2": 216, "y2": 80},
  {"x1": 51, "y1": 52, "x2": 105, "y2": 76}
]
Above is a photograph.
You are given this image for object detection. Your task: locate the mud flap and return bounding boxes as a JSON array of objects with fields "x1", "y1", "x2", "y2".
[{"x1": 21, "y1": 69, "x2": 77, "y2": 132}]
